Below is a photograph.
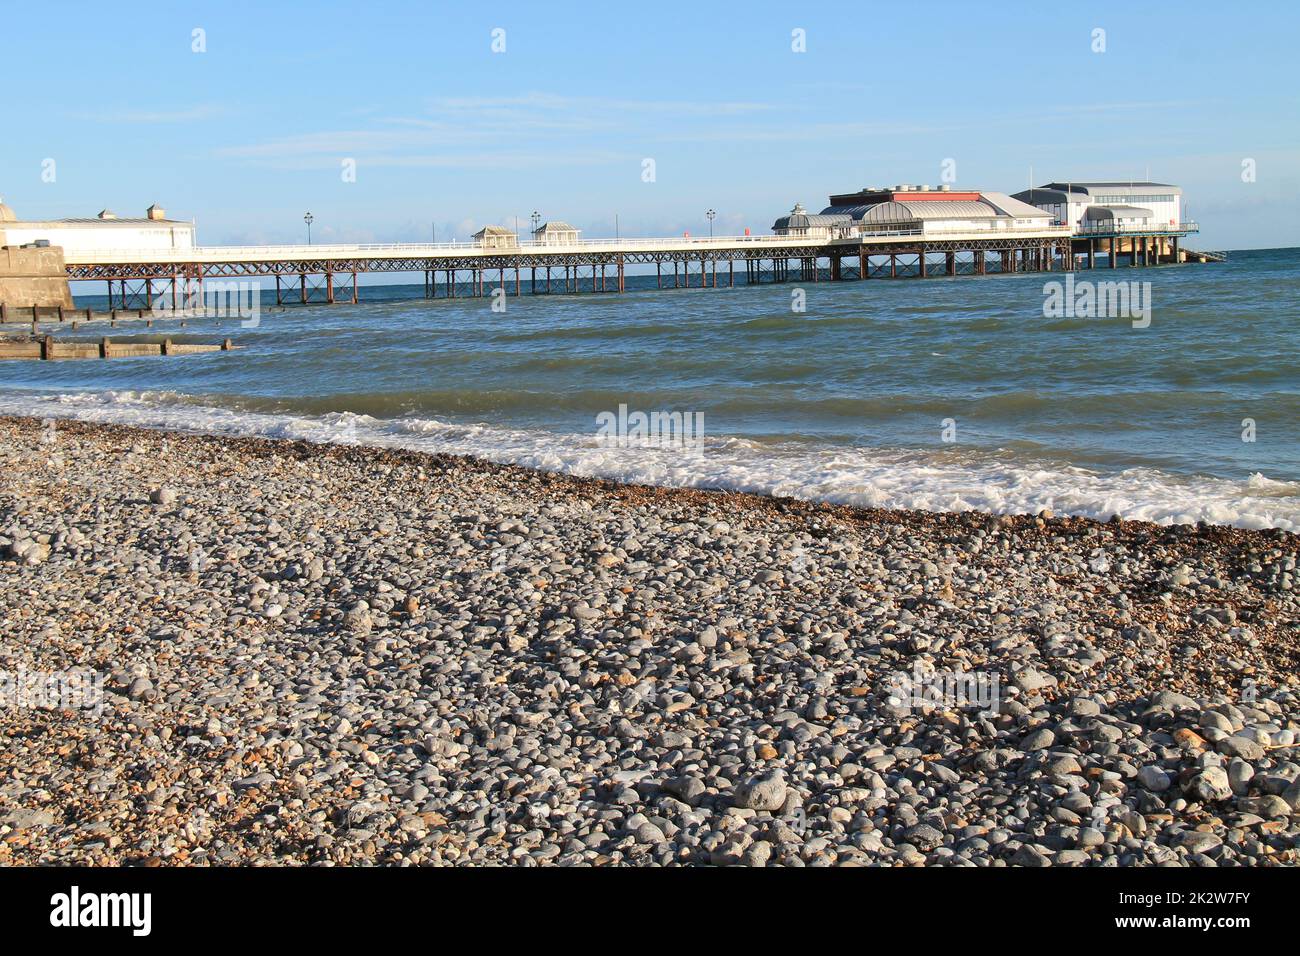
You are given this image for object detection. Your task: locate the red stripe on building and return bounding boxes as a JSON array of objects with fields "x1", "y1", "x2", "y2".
[{"x1": 888, "y1": 191, "x2": 982, "y2": 202}]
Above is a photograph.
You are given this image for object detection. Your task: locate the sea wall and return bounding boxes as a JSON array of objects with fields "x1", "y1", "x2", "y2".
[{"x1": 0, "y1": 244, "x2": 74, "y2": 309}]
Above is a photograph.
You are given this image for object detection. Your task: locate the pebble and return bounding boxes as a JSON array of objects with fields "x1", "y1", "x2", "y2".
[
  {"x1": 1, "y1": 416, "x2": 1298, "y2": 869},
  {"x1": 1187, "y1": 767, "x2": 1233, "y2": 803}
]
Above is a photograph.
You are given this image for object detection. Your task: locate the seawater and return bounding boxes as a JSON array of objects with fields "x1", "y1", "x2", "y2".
[{"x1": 2, "y1": 248, "x2": 1296, "y2": 529}]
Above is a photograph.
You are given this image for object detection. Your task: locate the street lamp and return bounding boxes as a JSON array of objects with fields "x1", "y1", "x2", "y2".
[
  {"x1": 304, "y1": 212, "x2": 314, "y2": 245},
  {"x1": 706, "y1": 208, "x2": 716, "y2": 238},
  {"x1": 530, "y1": 210, "x2": 540, "y2": 233}
]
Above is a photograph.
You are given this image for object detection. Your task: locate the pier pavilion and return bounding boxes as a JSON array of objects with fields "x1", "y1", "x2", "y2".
[{"x1": 1012, "y1": 182, "x2": 1207, "y2": 267}]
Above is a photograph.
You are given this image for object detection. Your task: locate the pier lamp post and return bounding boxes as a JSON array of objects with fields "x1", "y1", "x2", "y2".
[
  {"x1": 531, "y1": 210, "x2": 540, "y2": 233},
  {"x1": 706, "y1": 208, "x2": 716, "y2": 238},
  {"x1": 304, "y1": 212, "x2": 314, "y2": 245}
]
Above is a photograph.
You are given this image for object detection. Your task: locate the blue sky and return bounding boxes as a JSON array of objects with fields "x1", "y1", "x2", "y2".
[{"x1": 3, "y1": 0, "x2": 1298, "y2": 250}]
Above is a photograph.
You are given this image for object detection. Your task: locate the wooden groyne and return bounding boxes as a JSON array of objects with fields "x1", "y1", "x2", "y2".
[
  {"x1": 0, "y1": 335, "x2": 236, "y2": 361},
  {"x1": 0, "y1": 302, "x2": 260, "y2": 331}
]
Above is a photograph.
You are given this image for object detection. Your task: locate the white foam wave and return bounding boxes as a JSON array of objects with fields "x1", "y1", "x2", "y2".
[{"x1": 3, "y1": 389, "x2": 1297, "y2": 531}]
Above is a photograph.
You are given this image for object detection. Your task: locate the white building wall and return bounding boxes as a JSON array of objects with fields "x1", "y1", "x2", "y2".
[
  {"x1": 1145, "y1": 199, "x2": 1180, "y2": 227},
  {"x1": 1055, "y1": 197, "x2": 1181, "y2": 231},
  {"x1": 1, "y1": 223, "x2": 196, "y2": 253}
]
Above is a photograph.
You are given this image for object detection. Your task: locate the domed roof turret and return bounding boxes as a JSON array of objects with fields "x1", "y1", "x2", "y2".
[{"x1": 0, "y1": 198, "x2": 17, "y2": 222}]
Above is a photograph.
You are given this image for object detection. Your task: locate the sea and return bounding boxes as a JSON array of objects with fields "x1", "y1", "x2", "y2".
[{"x1": 2, "y1": 247, "x2": 1297, "y2": 530}]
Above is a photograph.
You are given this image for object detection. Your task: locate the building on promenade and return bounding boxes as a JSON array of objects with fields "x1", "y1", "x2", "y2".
[{"x1": 0, "y1": 200, "x2": 195, "y2": 254}]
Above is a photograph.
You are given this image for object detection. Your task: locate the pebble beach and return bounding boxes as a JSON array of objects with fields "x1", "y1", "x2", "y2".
[{"x1": 2, "y1": 414, "x2": 1299, "y2": 867}]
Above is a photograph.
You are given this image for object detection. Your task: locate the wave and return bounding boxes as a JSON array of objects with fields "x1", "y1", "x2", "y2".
[{"x1": 2, "y1": 389, "x2": 1297, "y2": 531}]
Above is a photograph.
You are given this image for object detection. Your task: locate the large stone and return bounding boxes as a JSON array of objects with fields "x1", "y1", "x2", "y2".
[
  {"x1": 662, "y1": 775, "x2": 707, "y2": 806},
  {"x1": 1281, "y1": 778, "x2": 1300, "y2": 811},
  {"x1": 1013, "y1": 668, "x2": 1056, "y2": 693},
  {"x1": 1021, "y1": 728, "x2": 1055, "y2": 751},
  {"x1": 1218, "y1": 735, "x2": 1265, "y2": 761},
  {"x1": 1137, "y1": 765, "x2": 1172, "y2": 792},
  {"x1": 733, "y1": 769, "x2": 787, "y2": 811},
  {"x1": 1, "y1": 808, "x2": 56, "y2": 829},
  {"x1": 903, "y1": 823, "x2": 944, "y2": 851},
  {"x1": 1011, "y1": 844, "x2": 1052, "y2": 867},
  {"x1": 1187, "y1": 766, "x2": 1232, "y2": 803}
]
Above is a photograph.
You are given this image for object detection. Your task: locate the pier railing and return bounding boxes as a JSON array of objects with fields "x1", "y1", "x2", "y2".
[{"x1": 1076, "y1": 220, "x2": 1199, "y2": 235}]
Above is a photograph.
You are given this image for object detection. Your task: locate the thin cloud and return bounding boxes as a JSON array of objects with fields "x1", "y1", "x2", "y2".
[
  {"x1": 428, "y1": 92, "x2": 777, "y2": 117},
  {"x1": 76, "y1": 104, "x2": 228, "y2": 124},
  {"x1": 215, "y1": 90, "x2": 780, "y2": 168}
]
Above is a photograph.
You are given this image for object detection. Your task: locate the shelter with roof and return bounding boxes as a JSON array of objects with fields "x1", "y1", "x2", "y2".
[
  {"x1": 771, "y1": 202, "x2": 856, "y2": 239},
  {"x1": 472, "y1": 225, "x2": 519, "y2": 249},
  {"x1": 531, "y1": 220, "x2": 580, "y2": 245}
]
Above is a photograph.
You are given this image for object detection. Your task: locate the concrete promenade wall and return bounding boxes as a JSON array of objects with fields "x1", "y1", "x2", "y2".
[{"x1": 0, "y1": 245, "x2": 75, "y2": 308}]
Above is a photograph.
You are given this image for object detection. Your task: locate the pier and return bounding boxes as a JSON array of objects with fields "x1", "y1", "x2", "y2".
[
  {"x1": 0, "y1": 183, "x2": 1219, "y2": 311},
  {"x1": 61, "y1": 228, "x2": 1095, "y2": 309}
]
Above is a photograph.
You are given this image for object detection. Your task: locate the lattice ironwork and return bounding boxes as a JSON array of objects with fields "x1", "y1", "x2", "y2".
[{"x1": 66, "y1": 234, "x2": 1122, "y2": 305}]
